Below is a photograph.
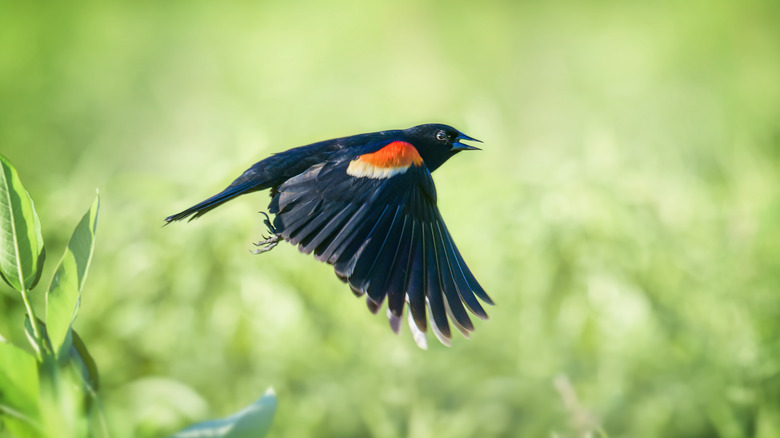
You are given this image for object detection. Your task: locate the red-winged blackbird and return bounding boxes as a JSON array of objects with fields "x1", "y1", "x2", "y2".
[{"x1": 166, "y1": 123, "x2": 492, "y2": 348}]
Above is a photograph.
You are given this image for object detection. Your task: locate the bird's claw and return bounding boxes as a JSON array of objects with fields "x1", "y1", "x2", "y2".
[
  {"x1": 251, "y1": 211, "x2": 281, "y2": 255},
  {"x1": 250, "y1": 238, "x2": 279, "y2": 254},
  {"x1": 259, "y1": 211, "x2": 276, "y2": 234},
  {"x1": 252, "y1": 235, "x2": 280, "y2": 246}
]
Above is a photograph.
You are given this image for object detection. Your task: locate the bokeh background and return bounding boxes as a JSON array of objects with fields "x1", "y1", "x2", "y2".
[{"x1": 2, "y1": 1, "x2": 780, "y2": 437}]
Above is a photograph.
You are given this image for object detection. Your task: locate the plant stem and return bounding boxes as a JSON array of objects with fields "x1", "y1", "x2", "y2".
[{"x1": 19, "y1": 286, "x2": 43, "y2": 357}]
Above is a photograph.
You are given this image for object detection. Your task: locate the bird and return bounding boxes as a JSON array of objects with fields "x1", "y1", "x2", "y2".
[{"x1": 165, "y1": 123, "x2": 492, "y2": 348}]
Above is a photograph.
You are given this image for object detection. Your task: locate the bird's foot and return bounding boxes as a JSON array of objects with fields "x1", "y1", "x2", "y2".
[
  {"x1": 251, "y1": 235, "x2": 281, "y2": 254},
  {"x1": 251, "y1": 211, "x2": 281, "y2": 255},
  {"x1": 259, "y1": 211, "x2": 277, "y2": 234}
]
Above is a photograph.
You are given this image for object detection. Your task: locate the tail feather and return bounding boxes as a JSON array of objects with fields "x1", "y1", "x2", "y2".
[
  {"x1": 165, "y1": 138, "x2": 344, "y2": 224},
  {"x1": 165, "y1": 182, "x2": 258, "y2": 223}
]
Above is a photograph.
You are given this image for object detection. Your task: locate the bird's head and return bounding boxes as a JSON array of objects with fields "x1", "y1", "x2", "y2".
[{"x1": 403, "y1": 124, "x2": 482, "y2": 172}]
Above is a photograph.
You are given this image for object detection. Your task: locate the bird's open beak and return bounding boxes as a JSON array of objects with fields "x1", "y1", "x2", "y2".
[{"x1": 452, "y1": 132, "x2": 482, "y2": 151}]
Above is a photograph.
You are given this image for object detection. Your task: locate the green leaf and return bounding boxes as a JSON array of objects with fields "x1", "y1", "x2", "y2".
[
  {"x1": 22, "y1": 316, "x2": 99, "y2": 392},
  {"x1": 0, "y1": 340, "x2": 40, "y2": 416},
  {"x1": 0, "y1": 339, "x2": 43, "y2": 437},
  {"x1": 45, "y1": 194, "x2": 99, "y2": 357},
  {"x1": 170, "y1": 388, "x2": 277, "y2": 438},
  {"x1": 70, "y1": 328, "x2": 100, "y2": 392},
  {"x1": 37, "y1": 355, "x2": 89, "y2": 438},
  {"x1": 0, "y1": 154, "x2": 45, "y2": 292}
]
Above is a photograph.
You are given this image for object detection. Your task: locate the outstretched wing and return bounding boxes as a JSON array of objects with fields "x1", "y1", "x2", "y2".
[{"x1": 268, "y1": 143, "x2": 492, "y2": 347}]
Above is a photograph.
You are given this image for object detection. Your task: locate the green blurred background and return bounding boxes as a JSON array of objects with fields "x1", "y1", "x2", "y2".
[{"x1": 2, "y1": 0, "x2": 780, "y2": 436}]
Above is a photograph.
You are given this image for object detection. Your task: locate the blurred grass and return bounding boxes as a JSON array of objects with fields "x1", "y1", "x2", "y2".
[{"x1": 2, "y1": 0, "x2": 780, "y2": 437}]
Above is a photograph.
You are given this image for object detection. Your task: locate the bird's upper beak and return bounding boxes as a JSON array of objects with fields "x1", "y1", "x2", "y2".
[{"x1": 452, "y1": 132, "x2": 482, "y2": 151}]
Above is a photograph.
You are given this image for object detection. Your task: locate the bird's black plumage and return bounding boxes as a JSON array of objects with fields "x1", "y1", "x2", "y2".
[{"x1": 166, "y1": 123, "x2": 492, "y2": 348}]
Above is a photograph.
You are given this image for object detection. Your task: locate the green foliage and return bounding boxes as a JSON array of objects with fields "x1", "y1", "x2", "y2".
[
  {"x1": 46, "y1": 195, "x2": 99, "y2": 358},
  {"x1": 0, "y1": 156, "x2": 45, "y2": 292},
  {"x1": 0, "y1": 341, "x2": 40, "y2": 436},
  {"x1": 171, "y1": 389, "x2": 276, "y2": 438},
  {"x1": 0, "y1": 158, "x2": 274, "y2": 437},
  {"x1": 0, "y1": 155, "x2": 103, "y2": 438}
]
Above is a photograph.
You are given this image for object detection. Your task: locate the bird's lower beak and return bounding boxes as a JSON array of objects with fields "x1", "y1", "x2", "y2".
[{"x1": 452, "y1": 132, "x2": 482, "y2": 151}]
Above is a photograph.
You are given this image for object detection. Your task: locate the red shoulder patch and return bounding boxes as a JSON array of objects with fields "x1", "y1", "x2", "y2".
[
  {"x1": 357, "y1": 141, "x2": 423, "y2": 168},
  {"x1": 346, "y1": 141, "x2": 423, "y2": 179}
]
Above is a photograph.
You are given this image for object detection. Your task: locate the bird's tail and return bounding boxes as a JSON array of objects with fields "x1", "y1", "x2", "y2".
[{"x1": 165, "y1": 181, "x2": 258, "y2": 223}]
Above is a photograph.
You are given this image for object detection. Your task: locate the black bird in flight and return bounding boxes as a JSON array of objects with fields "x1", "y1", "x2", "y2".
[{"x1": 165, "y1": 124, "x2": 492, "y2": 348}]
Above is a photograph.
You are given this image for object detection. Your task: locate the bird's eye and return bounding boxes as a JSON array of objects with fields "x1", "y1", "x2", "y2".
[{"x1": 436, "y1": 131, "x2": 448, "y2": 141}]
